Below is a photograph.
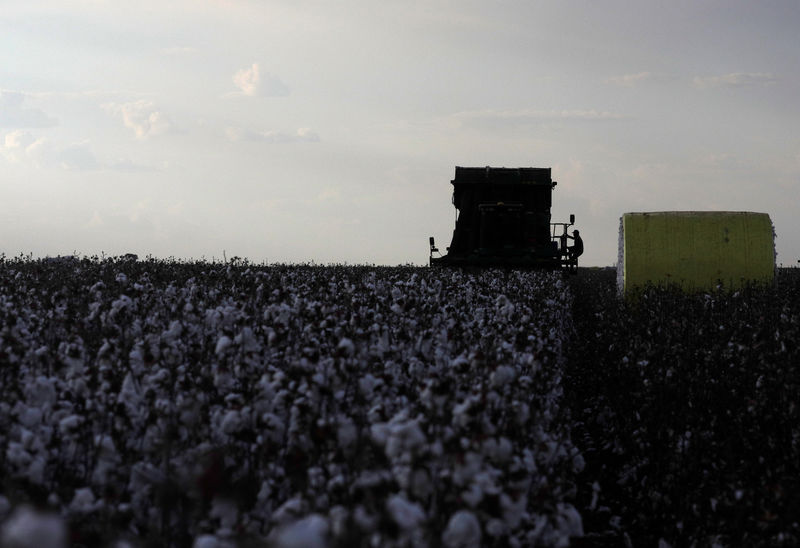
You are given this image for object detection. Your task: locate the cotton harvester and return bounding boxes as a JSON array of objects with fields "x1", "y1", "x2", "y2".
[{"x1": 429, "y1": 166, "x2": 579, "y2": 271}]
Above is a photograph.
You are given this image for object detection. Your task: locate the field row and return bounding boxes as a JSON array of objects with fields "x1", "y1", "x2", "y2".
[
  {"x1": 567, "y1": 268, "x2": 800, "y2": 547},
  {"x1": 0, "y1": 259, "x2": 582, "y2": 547}
]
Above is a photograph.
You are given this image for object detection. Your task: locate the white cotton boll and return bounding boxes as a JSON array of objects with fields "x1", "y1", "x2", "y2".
[
  {"x1": 271, "y1": 514, "x2": 329, "y2": 548},
  {"x1": 192, "y1": 534, "x2": 234, "y2": 548},
  {"x1": 358, "y1": 374, "x2": 382, "y2": 398},
  {"x1": 0, "y1": 496, "x2": 10, "y2": 517},
  {"x1": 58, "y1": 414, "x2": 83, "y2": 434},
  {"x1": 485, "y1": 518, "x2": 507, "y2": 538},
  {"x1": 386, "y1": 495, "x2": 425, "y2": 530},
  {"x1": 449, "y1": 354, "x2": 469, "y2": 369},
  {"x1": 110, "y1": 295, "x2": 132, "y2": 319},
  {"x1": 162, "y1": 320, "x2": 183, "y2": 342},
  {"x1": 261, "y1": 413, "x2": 285, "y2": 444},
  {"x1": 215, "y1": 336, "x2": 233, "y2": 356},
  {"x1": 257, "y1": 481, "x2": 272, "y2": 503},
  {"x1": 0, "y1": 505, "x2": 67, "y2": 548},
  {"x1": 410, "y1": 468, "x2": 432, "y2": 500},
  {"x1": 442, "y1": 510, "x2": 481, "y2": 548},
  {"x1": 337, "y1": 337, "x2": 354, "y2": 356},
  {"x1": 452, "y1": 397, "x2": 478, "y2": 428},
  {"x1": 461, "y1": 482, "x2": 483, "y2": 508},
  {"x1": 512, "y1": 401, "x2": 530, "y2": 425},
  {"x1": 483, "y1": 437, "x2": 513, "y2": 464},
  {"x1": 210, "y1": 498, "x2": 239, "y2": 533},
  {"x1": 452, "y1": 452, "x2": 483, "y2": 487},
  {"x1": 385, "y1": 418, "x2": 427, "y2": 460},
  {"x1": 501, "y1": 492, "x2": 527, "y2": 529},
  {"x1": 27, "y1": 376, "x2": 57, "y2": 408},
  {"x1": 26, "y1": 455, "x2": 46, "y2": 485},
  {"x1": 490, "y1": 365, "x2": 516, "y2": 388},
  {"x1": 336, "y1": 417, "x2": 358, "y2": 451},
  {"x1": 370, "y1": 422, "x2": 390, "y2": 447},
  {"x1": 19, "y1": 406, "x2": 43, "y2": 429},
  {"x1": 554, "y1": 503, "x2": 583, "y2": 542},
  {"x1": 68, "y1": 487, "x2": 97, "y2": 514},
  {"x1": 220, "y1": 410, "x2": 242, "y2": 434},
  {"x1": 328, "y1": 506, "x2": 349, "y2": 540},
  {"x1": 572, "y1": 452, "x2": 585, "y2": 473},
  {"x1": 353, "y1": 505, "x2": 377, "y2": 532},
  {"x1": 235, "y1": 327, "x2": 261, "y2": 354},
  {"x1": 127, "y1": 346, "x2": 145, "y2": 374},
  {"x1": 272, "y1": 496, "x2": 305, "y2": 525},
  {"x1": 6, "y1": 443, "x2": 32, "y2": 468}
]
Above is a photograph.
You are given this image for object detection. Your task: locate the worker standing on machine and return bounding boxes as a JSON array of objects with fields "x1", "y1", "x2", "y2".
[{"x1": 566, "y1": 229, "x2": 583, "y2": 261}]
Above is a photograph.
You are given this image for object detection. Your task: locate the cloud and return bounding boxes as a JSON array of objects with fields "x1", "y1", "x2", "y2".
[
  {"x1": 23, "y1": 138, "x2": 99, "y2": 170},
  {"x1": 230, "y1": 63, "x2": 289, "y2": 97},
  {"x1": 0, "y1": 91, "x2": 58, "y2": 128},
  {"x1": 692, "y1": 72, "x2": 777, "y2": 89},
  {"x1": 225, "y1": 126, "x2": 320, "y2": 143},
  {"x1": 3, "y1": 131, "x2": 155, "y2": 171},
  {"x1": 446, "y1": 108, "x2": 626, "y2": 131},
  {"x1": 4, "y1": 130, "x2": 36, "y2": 150},
  {"x1": 161, "y1": 46, "x2": 197, "y2": 55},
  {"x1": 605, "y1": 72, "x2": 665, "y2": 87},
  {"x1": 102, "y1": 100, "x2": 172, "y2": 139},
  {"x1": 455, "y1": 108, "x2": 625, "y2": 122},
  {"x1": 58, "y1": 142, "x2": 101, "y2": 170}
]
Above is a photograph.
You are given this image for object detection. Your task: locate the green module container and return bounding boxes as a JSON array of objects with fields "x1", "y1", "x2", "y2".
[{"x1": 618, "y1": 211, "x2": 775, "y2": 294}]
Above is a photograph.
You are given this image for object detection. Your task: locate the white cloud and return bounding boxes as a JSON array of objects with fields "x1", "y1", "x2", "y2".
[
  {"x1": 692, "y1": 72, "x2": 777, "y2": 89},
  {"x1": 0, "y1": 91, "x2": 58, "y2": 128},
  {"x1": 161, "y1": 46, "x2": 197, "y2": 55},
  {"x1": 225, "y1": 126, "x2": 320, "y2": 143},
  {"x1": 4, "y1": 130, "x2": 36, "y2": 150},
  {"x1": 23, "y1": 138, "x2": 99, "y2": 170},
  {"x1": 102, "y1": 100, "x2": 171, "y2": 139},
  {"x1": 446, "y1": 108, "x2": 626, "y2": 131},
  {"x1": 58, "y1": 142, "x2": 100, "y2": 170},
  {"x1": 605, "y1": 72, "x2": 664, "y2": 87},
  {"x1": 230, "y1": 63, "x2": 289, "y2": 97},
  {"x1": 3, "y1": 131, "x2": 153, "y2": 171}
]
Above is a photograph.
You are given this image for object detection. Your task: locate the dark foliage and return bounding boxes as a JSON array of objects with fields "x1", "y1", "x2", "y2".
[{"x1": 566, "y1": 268, "x2": 800, "y2": 546}]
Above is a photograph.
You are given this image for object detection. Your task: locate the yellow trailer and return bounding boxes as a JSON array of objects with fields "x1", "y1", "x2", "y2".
[{"x1": 618, "y1": 211, "x2": 775, "y2": 294}]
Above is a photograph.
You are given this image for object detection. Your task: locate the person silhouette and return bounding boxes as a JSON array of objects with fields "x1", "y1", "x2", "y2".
[{"x1": 566, "y1": 229, "x2": 583, "y2": 261}]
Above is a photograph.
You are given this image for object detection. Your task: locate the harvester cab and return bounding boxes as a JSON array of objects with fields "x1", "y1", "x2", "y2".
[{"x1": 429, "y1": 166, "x2": 579, "y2": 271}]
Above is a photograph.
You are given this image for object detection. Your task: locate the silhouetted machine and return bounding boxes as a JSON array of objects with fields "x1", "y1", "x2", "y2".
[{"x1": 429, "y1": 166, "x2": 578, "y2": 270}]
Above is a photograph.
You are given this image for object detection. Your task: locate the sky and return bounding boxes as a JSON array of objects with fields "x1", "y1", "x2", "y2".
[{"x1": 1, "y1": 0, "x2": 799, "y2": 267}]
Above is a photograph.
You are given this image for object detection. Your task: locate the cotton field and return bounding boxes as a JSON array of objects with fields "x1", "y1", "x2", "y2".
[{"x1": 0, "y1": 258, "x2": 583, "y2": 547}]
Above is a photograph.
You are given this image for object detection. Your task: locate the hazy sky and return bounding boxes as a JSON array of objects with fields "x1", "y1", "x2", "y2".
[{"x1": 2, "y1": 0, "x2": 799, "y2": 266}]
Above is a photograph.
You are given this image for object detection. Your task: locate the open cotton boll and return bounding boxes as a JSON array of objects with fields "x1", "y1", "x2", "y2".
[
  {"x1": 384, "y1": 417, "x2": 427, "y2": 461},
  {"x1": 0, "y1": 505, "x2": 67, "y2": 548},
  {"x1": 554, "y1": 503, "x2": 584, "y2": 542},
  {"x1": 209, "y1": 498, "x2": 239, "y2": 534},
  {"x1": 386, "y1": 494, "x2": 426, "y2": 530},
  {"x1": 270, "y1": 514, "x2": 329, "y2": 548},
  {"x1": 442, "y1": 510, "x2": 481, "y2": 548},
  {"x1": 336, "y1": 337, "x2": 355, "y2": 356},
  {"x1": 68, "y1": 487, "x2": 98, "y2": 514},
  {"x1": 490, "y1": 365, "x2": 516, "y2": 388},
  {"x1": 192, "y1": 535, "x2": 235, "y2": 548},
  {"x1": 215, "y1": 336, "x2": 233, "y2": 355}
]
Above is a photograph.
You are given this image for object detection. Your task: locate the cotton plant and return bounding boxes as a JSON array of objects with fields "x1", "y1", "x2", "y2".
[{"x1": 0, "y1": 258, "x2": 585, "y2": 546}]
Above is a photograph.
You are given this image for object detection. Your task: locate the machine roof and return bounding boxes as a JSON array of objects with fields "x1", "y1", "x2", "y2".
[{"x1": 452, "y1": 166, "x2": 552, "y2": 185}]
